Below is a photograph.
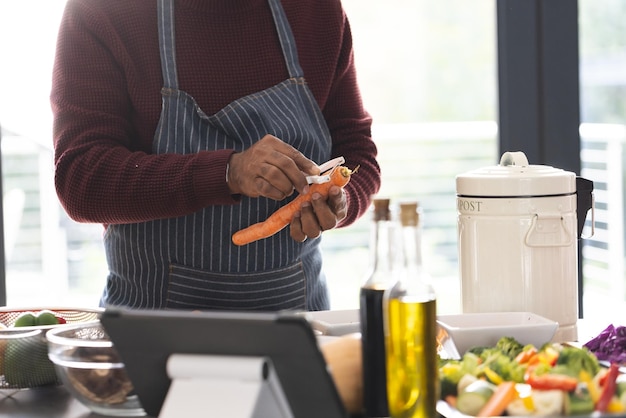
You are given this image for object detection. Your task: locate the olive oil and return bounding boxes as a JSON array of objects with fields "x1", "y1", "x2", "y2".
[
  {"x1": 385, "y1": 296, "x2": 438, "y2": 418},
  {"x1": 384, "y1": 201, "x2": 438, "y2": 418}
]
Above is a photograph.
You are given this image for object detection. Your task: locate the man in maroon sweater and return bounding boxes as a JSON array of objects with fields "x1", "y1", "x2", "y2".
[{"x1": 51, "y1": 0, "x2": 380, "y2": 311}]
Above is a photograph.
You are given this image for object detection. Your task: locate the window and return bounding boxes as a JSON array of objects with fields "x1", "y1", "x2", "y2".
[
  {"x1": 0, "y1": 1, "x2": 108, "y2": 307},
  {"x1": 2, "y1": 1, "x2": 625, "y2": 320},
  {"x1": 323, "y1": 0, "x2": 498, "y2": 311},
  {"x1": 578, "y1": 0, "x2": 626, "y2": 319}
]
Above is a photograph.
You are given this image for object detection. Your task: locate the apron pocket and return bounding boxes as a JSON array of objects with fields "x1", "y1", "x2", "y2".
[{"x1": 165, "y1": 262, "x2": 306, "y2": 311}]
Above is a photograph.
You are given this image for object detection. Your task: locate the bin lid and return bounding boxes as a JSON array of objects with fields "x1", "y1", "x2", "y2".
[{"x1": 456, "y1": 151, "x2": 576, "y2": 197}]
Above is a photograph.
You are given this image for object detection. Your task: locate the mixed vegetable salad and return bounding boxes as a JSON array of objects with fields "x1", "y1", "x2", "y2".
[{"x1": 439, "y1": 336, "x2": 625, "y2": 416}]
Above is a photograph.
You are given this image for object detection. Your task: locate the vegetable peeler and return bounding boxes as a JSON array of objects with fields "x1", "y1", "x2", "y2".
[{"x1": 305, "y1": 156, "x2": 345, "y2": 185}]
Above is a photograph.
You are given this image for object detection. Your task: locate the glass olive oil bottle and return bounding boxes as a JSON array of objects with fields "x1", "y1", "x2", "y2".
[{"x1": 384, "y1": 202, "x2": 439, "y2": 418}]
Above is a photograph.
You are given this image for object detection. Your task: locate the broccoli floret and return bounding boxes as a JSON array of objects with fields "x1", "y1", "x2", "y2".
[
  {"x1": 555, "y1": 345, "x2": 600, "y2": 377},
  {"x1": 484, "y1": 353, "x2": 526, "y2": 382},
  {"x1": 475, "y1": 348, "x2": 526, "y2": 383},
  {"x1": 467, "y1": 345, "x2": 489, "y2": 356},
  {"x1": 495, "y1": 336, "x2": 525, "y2": 359}
]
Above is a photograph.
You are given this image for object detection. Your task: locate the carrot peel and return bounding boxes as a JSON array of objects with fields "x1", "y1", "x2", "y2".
[{"x1": 232, "y1": 165, "x2": 354, "y2": 246}]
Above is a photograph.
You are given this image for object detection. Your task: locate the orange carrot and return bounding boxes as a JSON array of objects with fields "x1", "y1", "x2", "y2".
[
  {"x1": 476, "y1": 381, "x2": 517, "y2": 417},
  {"x1": 445, "y1": 395, "x2": 458, "y2": 409},
  {"x1": 232, "y1": 165, "x2": 354, "y2": 246}
]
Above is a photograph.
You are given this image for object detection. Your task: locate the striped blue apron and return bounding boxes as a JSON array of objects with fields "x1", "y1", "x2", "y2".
[{"x1": 100, "y1": 0, "x2": 332, "y2": 311}]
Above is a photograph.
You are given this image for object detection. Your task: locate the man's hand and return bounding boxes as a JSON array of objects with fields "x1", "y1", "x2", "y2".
[
  {"x1": 227, "y1": 135, "x2": 319, "y2": 200},
  {"x1": 290, "y1": 185, "x2": 347, "y2": 242}
]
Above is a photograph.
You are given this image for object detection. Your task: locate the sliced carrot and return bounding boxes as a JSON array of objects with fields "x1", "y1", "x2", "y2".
[
  {"x1": 526, "y1": 372, "x2": 578, "y2": 392},
  {"x1": 515, "y1": 346, "x2": 538, "y2": 364},
  {"x1": 232, "y1": 165, "x2": 354, "y2": 246},
  {"x1": 596, "y1": 363, "x2": 620, "y2": 413},
  {"x1": 476, "y1": 381, "x2": 517, "y2": 417},
  {"x1": 445, "y1": 395, "x2": 457, "y2": 409}
]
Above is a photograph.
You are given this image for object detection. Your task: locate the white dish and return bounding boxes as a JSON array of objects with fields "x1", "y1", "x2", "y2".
[
  {"x1": 303, "y1": 309, "x2": 360, "y2": 336},
  {"x1": 436, "y1": 312, "x2": 558, "y2": 357}
]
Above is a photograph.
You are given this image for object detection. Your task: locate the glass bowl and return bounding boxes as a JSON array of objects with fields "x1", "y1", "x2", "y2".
[{"x1": 46, "y1": 321, "x2": 146, "y2": 417}]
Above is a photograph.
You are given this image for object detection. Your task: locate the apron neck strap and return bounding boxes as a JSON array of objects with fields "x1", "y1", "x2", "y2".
[
  {"x1": 157, "y1": 0, "x2": 179, "y2": 89},
  {"x1": 268, "y1": 0, "x2": 304, "y2": 78}
]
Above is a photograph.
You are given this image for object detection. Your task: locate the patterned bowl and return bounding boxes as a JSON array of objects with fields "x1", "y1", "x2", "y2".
[{"x1": 0, "y1": 307, "x2": 102, "y2": 389}]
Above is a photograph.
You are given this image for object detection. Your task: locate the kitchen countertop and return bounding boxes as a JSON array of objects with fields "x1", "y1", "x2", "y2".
[
  {"x1": 0, "y1": 385, "x2": 134, "y2": 418},
  {"x1": 0, "y1": 318, "x2": 614, "y2": 418}
]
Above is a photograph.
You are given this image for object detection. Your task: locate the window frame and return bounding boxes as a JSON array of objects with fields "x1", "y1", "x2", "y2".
[{"x1": 496, "y1": 0, "x2": 582, "y2": 315}]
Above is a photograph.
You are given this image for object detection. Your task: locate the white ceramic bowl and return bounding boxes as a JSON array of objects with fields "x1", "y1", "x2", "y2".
[
  {"x1": 436, "y1": 312, "x2": 558, "y2": 357},
  {"x1": 303, "y1": 309, "x2": 360, "y2": 336}
]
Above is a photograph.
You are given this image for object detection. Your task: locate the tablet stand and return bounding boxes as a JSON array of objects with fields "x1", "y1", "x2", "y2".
[{"x1": 158, "y1": 354, "x2": 294, "y2": 418}]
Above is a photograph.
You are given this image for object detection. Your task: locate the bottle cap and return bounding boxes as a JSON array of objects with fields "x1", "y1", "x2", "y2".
[
  {"x1": 372, "y1": 198, "x2": 391, "y2": 221},
  {"x1": 400, "y1": 202, "x2": 419, "y2": 227}
]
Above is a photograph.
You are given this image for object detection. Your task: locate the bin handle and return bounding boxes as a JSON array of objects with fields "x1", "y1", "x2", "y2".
[
  {"x1": 524, "y1": 213, "x2": 574, "y2": 248},
  {"x1": 500, "y1": 151, "x2": 529, "y2": 167},
  {"x1": 580, "y1": 193, "x2": 595, "y2": 240}
]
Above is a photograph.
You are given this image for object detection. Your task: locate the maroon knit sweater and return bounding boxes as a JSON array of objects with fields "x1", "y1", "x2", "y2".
[{"x1": 51, "y1": 0, "x2": 380, "y2": 227}]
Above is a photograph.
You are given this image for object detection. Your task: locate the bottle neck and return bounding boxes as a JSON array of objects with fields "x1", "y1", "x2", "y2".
[
  {"x1": 401, "y1": 224, "x2": 423, "y2": 273},
  {"x1": 366, "y1": 219, "x2": 399, "y2": 286},
  {"x1": 396, "y1": 215, "x2": 435, "y2": 300}
]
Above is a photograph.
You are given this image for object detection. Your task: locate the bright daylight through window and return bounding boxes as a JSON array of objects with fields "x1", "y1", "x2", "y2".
[{"x1": 0, "y1": 1, "x2": 625, "y2": 321}]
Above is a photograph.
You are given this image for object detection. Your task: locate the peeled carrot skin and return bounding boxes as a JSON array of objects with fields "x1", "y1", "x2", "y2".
[{"x1": 232, "y1": 166, "x2": 352, "y2": 246}]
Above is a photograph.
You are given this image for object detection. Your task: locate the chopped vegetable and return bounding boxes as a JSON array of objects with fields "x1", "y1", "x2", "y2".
[
  {"x1": 526, "y1": 370, "x2": 578, "y2": 392},
  {"x1": 531, "y1": 389, "x2": 564, "y2": 416},
  {"x1": 444, "y1": 394, "x2": 457, "y2": 409},
  {"x1": 483, "y1": 367, "x2": 504, "y2": 385},
  {"x1": 534, "y1": 344, "x2": 560, "y2": 367},
  {"x1": 456, "y1": 380, "x2": 496, "y2": 416},
  {"x1": 439, "y1": 353, "x2": 482, "y2": 397},
  {"x1": 565, "y1": 383, "x2": 595, "y2": 415},
  {"x1": 470, "y1": 336, "x2": 525, "y2": 360},
  {"x1": 495, "y1": 337, "x2": 526, "y2": 360},
  {"x1": 438, "y1": 335, "x2": 626, "y2": 416},
  {"x1": 607, "y1": 397, "x2": 626, "y2": 414},
  {"x1": 476, "y1": 381, "x2": 517, "y2": 417},
  {"x1": 584, "y1": 324, "x2": 626, "y2": 364},
  {"x1": 579, "y1": 370, "x2": 601, "y2": 403},
  {"x1": 516, "y1": 383, "x2": 535, "y2": 412},
  {"x1": 555, "y1": 344, "x2": 600, "y2": 377},
  {"x1": 514, "y1": 346, "x2": 538, "y2": 364},
  {"x1": 457, "y1": 373, "x2": 478, "y2": 394},
  {"x1": 506, "y1": 397, "x2": 534, "y2": 416},
  {"x1": 596, "y1": 362, "x2": 620, "y2": 412}
]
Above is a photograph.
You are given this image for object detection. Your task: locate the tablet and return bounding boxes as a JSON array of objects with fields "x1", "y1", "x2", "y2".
[{"x1": 100, "y1": 308, "x2": 348, "y2": 418}]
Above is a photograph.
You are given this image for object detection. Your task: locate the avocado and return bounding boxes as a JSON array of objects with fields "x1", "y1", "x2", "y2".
[
  {"x1": 3, "y1": 332, "x2": 59, "y2": 388},
  {"x1": 35, "y1": 310, "x2": 60, "y2": 326},
  {"x1": 13, "y1": 312, "x2": 37, "y2": 327}
]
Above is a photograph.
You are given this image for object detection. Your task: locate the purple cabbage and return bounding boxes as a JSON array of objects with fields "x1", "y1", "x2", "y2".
[{"x1": 583, "y1": 324, "x2": 626, "y2": 364}]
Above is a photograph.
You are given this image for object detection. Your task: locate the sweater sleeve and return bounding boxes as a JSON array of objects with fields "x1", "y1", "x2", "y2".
[
  {"x1": 51, "y1": 0, "x2": 380, "y2": 227},
  {"x1": 51, "y1": 1, "x2": 238, "y2": 225}
]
